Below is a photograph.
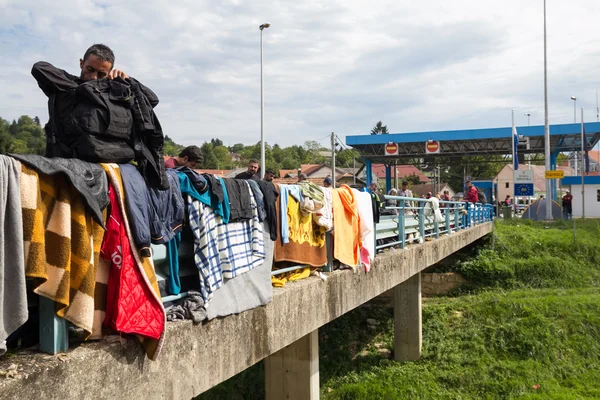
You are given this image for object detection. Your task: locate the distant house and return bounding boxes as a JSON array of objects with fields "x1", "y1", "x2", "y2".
[
  {"x1": 409, "y1": 183, "x2": 455, "y2": 198},
  {"x1": 230, "y1": 153, "x2": 242, "y2": 163},
  {"x1": 194, "y1": 169, "x2": 231, "y2": 177},
  {"x1": 370, "y1": 164, "x2": 430, "y2": 184},
  {"x1": 495, "y1": 164, "x2": 575, "y2": 200},
  {"x1": 563, "y1": 149, "x2": 600, "y2": 176},
  {"x1": 278, "y1": 163, "x2": 365, "y2": 186}
]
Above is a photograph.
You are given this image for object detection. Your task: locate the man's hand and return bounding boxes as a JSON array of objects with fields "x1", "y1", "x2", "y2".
[{"x1": 108, "y1": 69, "x2": 129, "y2": 80}]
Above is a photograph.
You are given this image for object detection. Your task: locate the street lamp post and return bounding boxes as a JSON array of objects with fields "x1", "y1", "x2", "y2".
[
  {"x1": 571, "y1": 96, "x2": 577, "y2": 123},
  {"x1": 259, "y1": 22, "x2": 271, "y2": 179},
  {"x1": 543, "y1": 0, "x2": 552, "y2": 220},
  {"x1": 524, "y1": 113, "x2": 531, "y2": 126}
]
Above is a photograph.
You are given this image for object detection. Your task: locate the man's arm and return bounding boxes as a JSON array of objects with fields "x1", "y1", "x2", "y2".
[{"x1": 31, "y1": 61, "x2": 79, "y2": 96}]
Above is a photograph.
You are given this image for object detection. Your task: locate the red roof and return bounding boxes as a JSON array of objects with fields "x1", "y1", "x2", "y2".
[
  {"x1": 371, "y1": 164, "x2": 430, "y2": 182},
  {"x1": 194, "y1": 169, "x2": 231, "y2": 177}
]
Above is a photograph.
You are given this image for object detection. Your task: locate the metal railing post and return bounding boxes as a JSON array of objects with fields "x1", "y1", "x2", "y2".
[
  {"x1": 455, "y1": 204, "x2": 460, "y2": 230},
  {"x1": 418, "y1": 201, "x2": 425, "y2": 240},
  {"x1": 445, "y1": 203, "x2": 450, "y2": 234},
  {"x1": 399, "y1": 199, "x2": 406, "y2": 248},
  {"x1": 434, "y1": 202, "x2": 440, "y2": 238}
]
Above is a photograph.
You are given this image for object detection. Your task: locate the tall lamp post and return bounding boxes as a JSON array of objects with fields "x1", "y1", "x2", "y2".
[
  {"x1": 543, "y1": 0, "x2": 551, "y2": 220},
  {"x1": 571, "y1": 96, "x2": 577, "y2": 123},
  {"x1": 259, "y1": 22, "x2": 271, "y2": 179},
  {"x1": 524, "y1": 113, "x2": 531, "y2": 126}
]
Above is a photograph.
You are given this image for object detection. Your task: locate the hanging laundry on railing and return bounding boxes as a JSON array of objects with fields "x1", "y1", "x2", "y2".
[
  {"x1": 247, "y1": 179, "x2": 267, "y2": 221},
  {"x1": 188, "y1": 181, "x2": 265, "y2": 303},
  {"x1": 354, "y1": 189, "x2": 375, "y2": 272},
  {"x1": 102, "y1": 182, "x2": 164, "y2": 341},
  {"x1": 255, "y1": 180, "x2": 279, "y2": 241},
  {"x1": 332, "y1": 185, "x2": 361, "y2": 268},
  {"x1": 21, "y1": 164, "x2": 105, "y2": 339},
  {"x1": 274, "y1": 184, "x2": 327, "y2": 267},
  {"x1": 222, "y1": 178, "x2": 254, "y2": 222},
  {"x1": 10, "y1": 154, "x2": 109, "y2": 226},
  {"x1": 121, "y1": 164, "x2": 184, "y2": 255},
  {"x1": 177, "y1": 169, "x2": 230, "y2": 223},
  {"x1": 0, "y1": 156, "x2": 27, "y2": 355},
  {"x1": 313, "y1": 186, "x2": 333, "y2": 231},
  {"x1": 99, "y1": 164, "x2": 166, "y2": 360}
]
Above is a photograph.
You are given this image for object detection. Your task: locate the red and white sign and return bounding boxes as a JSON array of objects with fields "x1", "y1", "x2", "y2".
[
  {"x1": 425, "y1": 140, "x2": 440, "y2": 154},
  {"x1": 384, "y1": 142, "x2": 399, "y2": 156}
]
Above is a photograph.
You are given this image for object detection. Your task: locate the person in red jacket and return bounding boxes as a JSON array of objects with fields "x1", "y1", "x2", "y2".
[{"x1": 464, "y1": 180, "x2": 479, "y2": 204}]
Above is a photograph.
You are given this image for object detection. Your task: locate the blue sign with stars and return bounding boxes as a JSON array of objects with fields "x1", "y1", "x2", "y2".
[{"x1": 515, "y1": 183, "x2": 534, "y2": 196}]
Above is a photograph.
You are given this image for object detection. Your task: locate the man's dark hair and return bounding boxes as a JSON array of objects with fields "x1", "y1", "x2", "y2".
[
  {"x1": 179, "y1": 145, "x2": 204, "y2": 162},
  {"x1": 265, "y1": 168, "x2": 275, "y2": 174},
  {"x1": 402, "y1": 181, "x2": 408, "y2": 186},
  {"x1": 249, "y1": 159, "x2": 259, "y2": 165},
  {"x1": 83, "y1": 44, "x2": 115, "y2": 68},
  {"x1": 466, "y1": 180, "x2": 472, "y2": 184}
]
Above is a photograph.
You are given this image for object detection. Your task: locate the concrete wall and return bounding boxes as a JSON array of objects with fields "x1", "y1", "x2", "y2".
[
  {"x1": 421, "y1": 272, "x2": 466, "y2": 296},
  {"x1": 0, "y1": 223, "x2": 492, "y2": 400}
]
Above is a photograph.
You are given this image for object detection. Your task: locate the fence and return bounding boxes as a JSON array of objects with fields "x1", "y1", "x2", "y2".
[
  {"x1": 375, "y1": 196, "x2": 494, "y2": 250},
  {"x1": 34, "y1": 198, "x2": 493, "y2": 355}
]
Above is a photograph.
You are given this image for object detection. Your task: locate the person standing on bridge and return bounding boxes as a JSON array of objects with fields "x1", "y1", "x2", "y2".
[
  {"x1": 562, "y1": 190, "x2": 573, "y2": 220},
  {"x1": 164, "y1": 145, "x2": 203, "y2": 169},
  {"x1": 464, "y1": 181, "x2": 479, "y2": 204},
  {"x1": 235, "y1": 159, "x2": 260, "y2": 180}
]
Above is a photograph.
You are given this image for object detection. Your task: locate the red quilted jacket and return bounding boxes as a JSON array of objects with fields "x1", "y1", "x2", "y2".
[{"x1": 101, "y1": 184, "x2": 164, "y2": 340}]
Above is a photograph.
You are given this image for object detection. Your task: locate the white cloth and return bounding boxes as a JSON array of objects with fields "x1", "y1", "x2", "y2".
[
  {"x1": 354, "y1": 190, "x2": 375, "y2": 271},
  {"x1": 426, "y1": 197, "x2": 445, "y2": 223},
  {"x1": 313, "y1": 187, "x2": 333, "y2": 230}
]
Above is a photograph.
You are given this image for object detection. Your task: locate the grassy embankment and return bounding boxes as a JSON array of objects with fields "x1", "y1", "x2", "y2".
[{"x1": 200, "y1": 219, "x2": 600, "y2": 400}]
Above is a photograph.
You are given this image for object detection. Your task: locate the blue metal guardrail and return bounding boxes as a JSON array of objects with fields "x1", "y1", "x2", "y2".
[
  {"x1": 35, "y1": 198, "x2": 493, "y2": 355},
  {"x1": 375, "y1": 196, "x2": 494, "y2": 250}
]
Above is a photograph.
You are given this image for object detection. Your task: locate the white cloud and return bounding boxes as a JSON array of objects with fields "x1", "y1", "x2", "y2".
[{"x1": 1, "y1": 0, "x2": 599, "y2": 149}]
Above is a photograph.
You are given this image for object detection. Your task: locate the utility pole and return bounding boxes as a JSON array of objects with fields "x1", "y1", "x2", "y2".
[
  {"x1": 331, "y1": 132, "x2": 336, "y2": 187},
  {"x1": 353, "y1": 157, "x2": 356, "y2": 185},
  {"x1": 581, "y1": 108, "x2": 585, "y2": 219}
]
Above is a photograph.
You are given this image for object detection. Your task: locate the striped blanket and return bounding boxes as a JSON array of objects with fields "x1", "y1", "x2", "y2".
[{"x1": 21, "y1": 164, "x2": 105, "y2": 338}]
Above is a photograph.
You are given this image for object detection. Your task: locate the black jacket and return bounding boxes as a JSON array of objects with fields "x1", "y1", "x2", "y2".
[
  {"x1": 234, "y1": 171, "x2": 259, "y2": 180},
  {"x1": 31, "y1": 61, "x2": 168, "y2": 190},
  {"x1": 120, "y1": 164, "x2": 184, "y2": 256},
  {"x1": 256, "y1": 180, "x2": 279, "y2": 241},
  {"x1": 222, "y1": 179, "x2": 253, "y2": 222},
  {"x1": 10, "y1": 154, "x2": 108, "y2": 227}
]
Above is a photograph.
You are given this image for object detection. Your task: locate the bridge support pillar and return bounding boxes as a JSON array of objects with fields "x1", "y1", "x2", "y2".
[
  {"x1": 394, "y1": 273, "x2": 422, "y2": 361},
  {"x1": 265, "y1": 329, "x2": 320, "y2": 400}
]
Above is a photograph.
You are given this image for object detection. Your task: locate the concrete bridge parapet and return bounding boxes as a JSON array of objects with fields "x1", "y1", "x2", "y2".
[{"x1": 0, "y1": 223, "x2": 492, "y2": 400}]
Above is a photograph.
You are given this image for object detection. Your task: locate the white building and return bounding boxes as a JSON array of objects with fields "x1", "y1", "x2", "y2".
[{"x1": 560, "y1": 176, "x2": 600, "y2": 218}]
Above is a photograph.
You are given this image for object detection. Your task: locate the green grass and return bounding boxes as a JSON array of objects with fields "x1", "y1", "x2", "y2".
[
  {"x1": 199, "y1": 220, "x2": 600, "y2": 399},
  {"x1": 322, "y1": 288, "x2": 600, "y2": 399},
  {"x1": 455, "y1": 219, "x2": 600, "y2": 291}
]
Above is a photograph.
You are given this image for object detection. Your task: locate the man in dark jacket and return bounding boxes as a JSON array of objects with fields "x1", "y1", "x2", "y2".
[
  {"x1": 31, "y1": 44, "x2": 146, "y2": 157},
  {"x1": 235, "y1": 159, "x2": 260, "y2": 180},
  {"x1": 32, "y1": 43, "x2": 168, "y2": 189}
]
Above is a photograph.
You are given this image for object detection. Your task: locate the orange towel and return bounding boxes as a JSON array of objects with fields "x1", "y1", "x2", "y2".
[{"x1": 332, "y1": 185, "x2": 361, "y2": 267}]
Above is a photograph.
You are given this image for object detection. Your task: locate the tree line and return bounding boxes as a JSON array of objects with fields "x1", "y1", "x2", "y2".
[{"x1": 1, "y1": 115, "x2": 362, "y2": 174}]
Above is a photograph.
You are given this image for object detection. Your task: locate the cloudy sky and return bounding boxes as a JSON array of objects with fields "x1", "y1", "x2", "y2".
[{"x1": 1, "y1": 0, "x2": 600, "y2": 149}]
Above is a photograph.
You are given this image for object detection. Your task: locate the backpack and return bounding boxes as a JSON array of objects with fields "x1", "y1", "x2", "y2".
[
  {"x1": 46, "y1": 77, "x2": 168, "y2": 189},
  {"x1": 476, "y1": 187, "x2": 487, "y2": 204},
  {"x1": 57, "y1": 78, "x2": 137, "y2": 163}
]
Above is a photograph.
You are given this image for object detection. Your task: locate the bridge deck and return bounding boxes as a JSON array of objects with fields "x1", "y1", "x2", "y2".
[{"x1": 0, "y1": 222, "x2": 492, "y2": 400}]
